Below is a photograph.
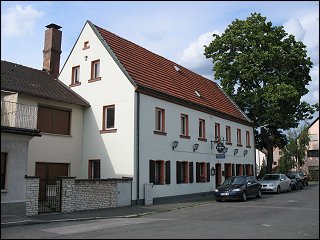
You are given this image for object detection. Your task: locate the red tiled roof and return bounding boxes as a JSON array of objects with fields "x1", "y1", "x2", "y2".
[
  {"x1": 93, "y1": 23, "x2": 251, "y2": 124},
  {"x1": 1, "y1": 60, "x2": 90, "y2": 106}
]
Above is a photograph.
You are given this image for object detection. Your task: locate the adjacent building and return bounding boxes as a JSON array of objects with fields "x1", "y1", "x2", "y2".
[{"x1": 1, "y1": 24, "x2": 90, "y2": 214}]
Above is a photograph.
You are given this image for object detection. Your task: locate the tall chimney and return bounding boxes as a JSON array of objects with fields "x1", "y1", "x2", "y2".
[{"x1": 43, "y1": 23, "x2": 62, "y2": 78}]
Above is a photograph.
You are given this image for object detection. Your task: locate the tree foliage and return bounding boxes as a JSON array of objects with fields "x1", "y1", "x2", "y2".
[
  {"x1": 204, "y1": 12, "x2": 318, "y2": 173},
  {"x1": 278, "y1": 125, "x2": 311, "y2": 173}
]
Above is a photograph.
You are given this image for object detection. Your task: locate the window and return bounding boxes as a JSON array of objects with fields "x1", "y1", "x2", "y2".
[
  {"x1": 237, "y1": 129, "x2": 242, "y2": 146},
  {"x1": 273, "y1": 161, "x2": 277, "y2": 165},
  {"x1": 37, "y1": 106, "x2": 71, "y2": 135},
  {"x1": 1, "y1": 152, "x2": 7, "y2": 190},
  {"x1": 89, "y1": 59, "x2": 101, "y2": 81},
  {"x1": 149, "y1": 160, "x2": 170, "y2": 185},
  {"x1": 154, "y1": 108, "x2": 166, "y2": 135},
  {"x1": 176, "y1": 161, "x2": 189, "y2": 184},
  {"x1": 246, "y1": 131, "x2": 251, "y2": 147},
  {"x1": 180, "y1": 114, "x2": 189, "y2": 138},
  {"x1": 189, "y1": 162, "x2": 194, "y2": 183},
  {"x1": 215, "y1": 123, "x2": 220, "y2": 142},
  {"x1": 279, "y1": 150, "x2": 283, "y2": 156},
  {"x1": 226, "y1": 126, "x2": 232, "y2": 144},
  {"x1": 307, "y1": 150, "x2": 319, "y2": 157},
  {"x1": 83, "y1": 41, "x2": 90, "y2": 50},
  {"x1": 88, "y1": 160, "x2": 101, "y2": 179},
  {"x1": 101, "y1": 105, "x2": 116, "y2": 133},
  {"x1": 198, "y1": 119, "x2": 206, "y2": 140},
  {"x1": 71, "y1": 65, "x2": 80, "y2": 86},
  {"x1": 196, "y1": 162, "x2": 210, "y2": 183}
]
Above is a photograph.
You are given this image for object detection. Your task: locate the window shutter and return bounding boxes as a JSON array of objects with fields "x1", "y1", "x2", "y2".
[
  {"x1": 207, "y1": 162, "x2": 210, "y2": 182},
  {"x1": 165, "y1": 161, "x2": 171, "y2": 184},
  {"x1": 196, "y1": 162, "x2": 200, "y2": 183},
  {"x1": 149, "y1": 160, "x2": 155, "y2": 183},
  {"x1": 189, "y1": 162, "x2": 193, "y2": 183},
  {"x1": 176, "y1": 161, "x2": 181, "y2": 184}
]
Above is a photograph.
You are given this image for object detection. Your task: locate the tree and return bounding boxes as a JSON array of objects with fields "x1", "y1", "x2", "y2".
[
  {"x1": 204, "y1": 13, "x2": 318, "y2": 173},
  {"x1": 278, "y1": 125, "x2": 311, "y2": 174},
  {"x1": 258, "y1": 158, "x2": 267, "y2": 179}
]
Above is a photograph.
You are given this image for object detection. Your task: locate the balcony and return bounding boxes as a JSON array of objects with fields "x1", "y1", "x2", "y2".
[{"x1": 1, "y1": 100, "x2": 38, "y2": 130}]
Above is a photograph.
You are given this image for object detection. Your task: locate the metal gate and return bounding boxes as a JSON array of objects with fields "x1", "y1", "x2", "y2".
[{"x1": 38, "y1": 179, "x2": 61, "y2": 213}]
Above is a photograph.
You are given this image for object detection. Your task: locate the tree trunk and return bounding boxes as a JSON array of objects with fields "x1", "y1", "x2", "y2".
[
  {"x1": 266, "y1": 143, "x2": 273, "y2": 174},
  {"x1": 261, "y1": 127, "x2": 274, "y2": 174}
]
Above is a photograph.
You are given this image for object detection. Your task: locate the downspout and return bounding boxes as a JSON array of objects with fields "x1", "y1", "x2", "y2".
[{"x1": 136, "y1": 91, "x2": 140, "y2": 205}]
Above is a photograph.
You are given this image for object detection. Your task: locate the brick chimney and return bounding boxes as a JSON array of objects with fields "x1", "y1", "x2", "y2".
[{"x1": 43, "y1": 23, "x2": 62, "y2": 78}]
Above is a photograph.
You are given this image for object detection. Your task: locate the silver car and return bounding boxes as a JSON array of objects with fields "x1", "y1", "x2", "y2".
[{"x1": 259, "y1": 174, "x2": 291, "y2": 193}]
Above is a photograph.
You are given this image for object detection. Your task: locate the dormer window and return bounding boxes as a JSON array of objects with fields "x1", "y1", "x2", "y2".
[{"x1": 83, "y1": 41, "x2": 90, "y2": 50}]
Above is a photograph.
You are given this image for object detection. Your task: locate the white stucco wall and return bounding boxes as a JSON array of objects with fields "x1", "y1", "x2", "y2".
[
  {"x1": 59, "y1": 22, "x2": 136, "y2": 185},
  {"x1": 16, "y1": 95, "x2": 85, "y2": 177},
  {"x1": 138, "y1": 93, "x2": 255, "y2": 199},
  {"x1": 1, "y1": 133, "x2": 33, "y2": 203}
]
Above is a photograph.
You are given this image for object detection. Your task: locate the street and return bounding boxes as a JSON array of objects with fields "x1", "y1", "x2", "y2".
[{"x1": 1, "y1": 183, "x2": 319, "y2": 239}]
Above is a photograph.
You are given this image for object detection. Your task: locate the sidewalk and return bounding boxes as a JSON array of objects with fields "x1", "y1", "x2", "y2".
[{"x1": 1, "y1": 193, "x2": 216, "y2": 228}]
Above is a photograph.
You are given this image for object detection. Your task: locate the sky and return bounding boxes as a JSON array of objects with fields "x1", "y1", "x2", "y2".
[{"x1": 1, "y1": 1, "x2": 319, "y2": 123}]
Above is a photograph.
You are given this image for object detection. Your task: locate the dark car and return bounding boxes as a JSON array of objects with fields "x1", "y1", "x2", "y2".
[
  {"x1": 213, "y1": 175, "x2": 262, "y2": 202},
  {"x1": 295, "y1": 171, "x2": 309, "y2": 186},
  {"x1": 286, "y1": 172, "x2": 304, "y2": 190}
]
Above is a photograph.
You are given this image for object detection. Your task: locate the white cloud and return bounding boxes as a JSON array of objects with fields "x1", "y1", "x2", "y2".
[
  {"x1": 303, "y1": 65, "x2": 320, "y2": 105},
  {"x1": 283, "y1": 18, "x2": 305, "y2": 41},
  {"x1": 1, "y1": 4, "x2": 44, "y2": 37},
  {"x1": 176, "y1": 31, "x2": 220, "y2": 80}
]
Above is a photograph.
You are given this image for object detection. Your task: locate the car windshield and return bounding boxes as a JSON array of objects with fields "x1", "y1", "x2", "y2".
[
  {"x1": 261, "y1": 175, "x2": 280, "y2": 181},
  {"x1": 223, "y1": 177, "x2": 245, "y2": 185},
  {"x1": 287, "y1": 174, "x2": 295, "y2": 179}
]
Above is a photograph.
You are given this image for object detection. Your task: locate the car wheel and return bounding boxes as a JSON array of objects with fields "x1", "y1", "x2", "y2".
[
  {"x1": 277, "y1": 186, "x2": 281, "y2": 194},
  {"x1": 256, "y1": 189, "x2": 262, "y2": 198},
  {"x1": 300, "y1": 183, "x2": 304, "y2": 189},
  {"x1": 241, "y1": 191, "x2": 247, "y2": 202},
  {"x1": 216, "y1": 198, "x2": 221, "y2": 202}
]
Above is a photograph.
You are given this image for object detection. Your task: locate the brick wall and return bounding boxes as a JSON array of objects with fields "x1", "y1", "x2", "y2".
[{"x1": 25, "y1": 176, "x2": 39, "y2": 216}]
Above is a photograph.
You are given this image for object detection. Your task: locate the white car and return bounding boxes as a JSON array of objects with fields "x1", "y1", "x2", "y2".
[{"x1": 259, "y1": 174, "x2": 291, "y2": 193}]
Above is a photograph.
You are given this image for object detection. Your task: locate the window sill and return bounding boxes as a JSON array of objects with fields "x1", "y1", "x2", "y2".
[
  {"x1": 88, "y1": 77, "x2": 101, "y2": 83},
  {"x1": 226, "y1": 142, "x2": 232, "y2": 145},
  {"x1": 1, "y1": 189, "x2": 8, "y2": 193},
  {"x1": 100, "y1": 129, "x2": 117, "y2": 134},
  {"x1": 180, "y1": 135, "x2": 190, "y2": 139},
  {"x1": 69, "y1": 82, "x2": 81, "y2": 87},
  {"x1": 40, "y1": 132, "x2": 72, "y2": 137},
  {"x1": 198, "y1": 138, "x2": 207, "y2": 142},
  {"x1": 246, "y1": 146, "x2": 251, "y2": 148},
  {"x1": 237, "y1": 144, "x2": 243, "y2": 147},
  {"x1": 154, "y1": 131, "x2": 167, "y2": 136},
  {"x1": 83, "y1": 46, "x2": 90, "y2": 50}
]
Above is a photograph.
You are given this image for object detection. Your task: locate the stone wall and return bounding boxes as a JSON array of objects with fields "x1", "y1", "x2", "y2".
[
  {"x1": 25, "y1": 176, "x2": 132, "y2": 216},
  {"x1": 25, "y1": 176, "x2": 39, "y2": 216},
  {"x1": 74, "y1": 179, "x2": 118, "y2": 211}
]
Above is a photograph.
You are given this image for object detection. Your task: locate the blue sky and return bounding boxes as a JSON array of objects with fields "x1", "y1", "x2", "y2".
[{"x1": 1, "y1": 1, "x2": 319, "y2": 122}]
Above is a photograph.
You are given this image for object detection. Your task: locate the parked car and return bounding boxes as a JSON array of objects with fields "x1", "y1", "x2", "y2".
[
  {"x1": 213, "y1": 175, "x2": 262, "y2": 202},
  {"x1": 286, "y1": 172, "x2": 304, "y2": 190},
  {"x1": 259, "y1": 174, "x2": 291, "y2": 193},
  {"x1": 295, "y1": 171, "x2": 309, "y2": 186}
]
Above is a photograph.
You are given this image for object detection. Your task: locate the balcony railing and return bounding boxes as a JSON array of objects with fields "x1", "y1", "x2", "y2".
[{"x1": 1, "y1": 100, "x2": 38, "y2": 130}]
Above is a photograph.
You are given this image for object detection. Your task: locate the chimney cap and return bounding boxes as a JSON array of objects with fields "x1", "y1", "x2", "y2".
[{"x1": 45, "y1": 23, "x2": 62, "y2": 30}]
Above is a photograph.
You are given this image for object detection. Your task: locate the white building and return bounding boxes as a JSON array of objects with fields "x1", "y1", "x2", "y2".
[{"x1": 59, "y1": 21, "x2": 255, "y2": 204}]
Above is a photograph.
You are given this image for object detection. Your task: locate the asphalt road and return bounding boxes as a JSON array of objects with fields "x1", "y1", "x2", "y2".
[{"x1": 1, "y1": 183, "x2": 319, "y2": 239}]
